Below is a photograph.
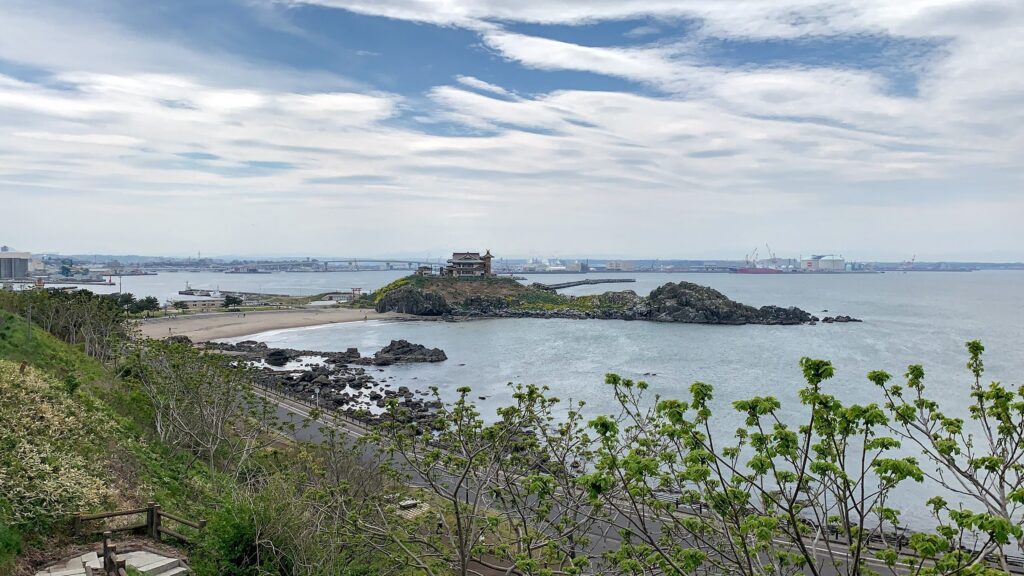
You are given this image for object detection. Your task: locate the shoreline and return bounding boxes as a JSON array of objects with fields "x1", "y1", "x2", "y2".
[{"x1": 138, "y1": 308, "x2": 412, "y2": 342}]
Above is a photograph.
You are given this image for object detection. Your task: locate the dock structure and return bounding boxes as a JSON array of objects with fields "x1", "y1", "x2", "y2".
[{"x1": 538, "y1": 278, "x2": 636, "y2": 291}]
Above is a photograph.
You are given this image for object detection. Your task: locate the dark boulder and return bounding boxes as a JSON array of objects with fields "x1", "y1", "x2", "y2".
[
  {"x1": 374, "y1": 286, "x2": 451, "y2": 315},
  {"x1": 367, "y1": 339, "x2": 447, "y2": 365},
  {"x1": 642, "y1": 282, "x2": 813, "y2": 325},
  {"x1": 757, "y1": 305, "x2": 814, "y2": 325},
  {"x1": 265, "y1": 349, "x2": 291, "y2": 367},
  {"x1": 326, "y1": 348, "x2": 361, "y2": 364},
  {"x1": 644, "y1": 282, "x2": 758, "y2": 324}
]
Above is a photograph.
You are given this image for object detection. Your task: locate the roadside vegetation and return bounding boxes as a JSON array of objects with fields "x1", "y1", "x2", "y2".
[
  {"x1": 1, "y1": 287, "x2": 1023, "y2": 575},
  {"x1": 0, "y1": 291, "x2": 411, "y2": 575}
]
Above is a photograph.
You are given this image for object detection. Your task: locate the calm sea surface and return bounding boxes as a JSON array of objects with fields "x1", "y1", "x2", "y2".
[
  {"x1": 77, "y1": 270, "x2": 1024, "y2": 525},
  {"x1": 81, "y1": 270, "x2": 1024, "y2": 423}
]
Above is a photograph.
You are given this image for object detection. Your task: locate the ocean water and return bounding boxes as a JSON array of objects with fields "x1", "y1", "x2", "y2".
[
  {"x1": 77, "y1": 269, "x2": 1024, "y2": 420},
  {"x1": 219, "y1": 271, "x2": 1024, "y2": 527},
  {"x1": 56, "y1": 270, "x2": 411, "y2": 303},
  {"x1": 224, "y1": 271, "x2": 1024, "y2": 422}
]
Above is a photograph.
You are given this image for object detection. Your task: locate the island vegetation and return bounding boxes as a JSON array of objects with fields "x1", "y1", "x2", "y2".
[
  {"x1": 0, "y1": 287, "x2": 1018, "y2": 576},
  {"x1": 368, "y1": 274, "x2": 853, "y2": 324}
]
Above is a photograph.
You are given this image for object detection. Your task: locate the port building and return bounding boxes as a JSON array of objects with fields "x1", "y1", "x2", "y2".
[
  {"x1": 801, "y1": 255, "x2": 846, "y2": 272},
  {"x1": 606, "y1": 260, "x2": 636, "y2": 272},
  {"x1": 0, "y1": 247, "x2": 31, "y2": 280},
  {"x1": 170, "y1": 298, "x2": 225, "y2": 311}
]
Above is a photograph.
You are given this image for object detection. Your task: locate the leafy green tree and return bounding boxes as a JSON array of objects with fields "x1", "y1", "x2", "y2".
[
  {"x1": 373, "y1": 385, "x2": 567, "y2": 576},
  {"x1": 105, "y1": 292, "x2": 136, "y2": 311},
  {"x1": 224, "y1": 295, "x2": 244, "y2": 307},
  {"x1": 572, "y1": 360, "x2": 926, "y2": 576},
  {"x1": 874, "y1": 341, "x2": 1024, "y2": 572},
  {"x1": 489, "y1": 384, "x2": 602, "y2": 575},
  {"x1": 129, "y1": 296, "x2": 160, "y2": 314},
  {"x1": 128, "y1": 341, "x2": 285, "y2": 478},
  {"x1": 0, "y1": 288, "x2": 134, "y2": 364}
]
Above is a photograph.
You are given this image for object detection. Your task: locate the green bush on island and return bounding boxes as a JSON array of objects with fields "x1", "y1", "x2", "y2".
[{"x1": 371, "y1": 273, "x2": 638, "y2": 315}]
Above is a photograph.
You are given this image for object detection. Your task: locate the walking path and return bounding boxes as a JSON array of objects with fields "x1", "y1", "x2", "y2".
[{"x1": 35, "y1": 548, "x2": 188, "y2": 575}]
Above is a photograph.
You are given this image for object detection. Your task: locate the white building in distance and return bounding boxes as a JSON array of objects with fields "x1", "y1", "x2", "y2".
[
  {"x1": 801, "y1": 255, "x2": 846, "y2": 272},
  {"x1": 0, "y1": 247, "x2": 31, "y2": 280}
]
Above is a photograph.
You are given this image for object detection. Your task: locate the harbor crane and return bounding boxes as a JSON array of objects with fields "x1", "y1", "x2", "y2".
[
  {"x1": 745, "y1": 247, "x2": 760, "y2": 267},
  {"x1": 765, "y1": 243, "x2": 780, "y2": 268}
]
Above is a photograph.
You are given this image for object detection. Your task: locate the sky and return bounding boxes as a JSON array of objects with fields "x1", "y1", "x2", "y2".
[{"x1": 0, "y1": 0, "x2": 1021, "y2": 261}]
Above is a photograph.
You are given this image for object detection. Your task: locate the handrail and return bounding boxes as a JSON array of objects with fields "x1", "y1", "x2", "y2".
[
  {"x1": 158, "y1": 509, "x2": 204, "y2": 530},
  {"x1": 156, "y1": 526, "x2": 189, "y2": 542},
  {"x1": 77, "y1": 507, "x2": 149, "y2": 522},
  {"x1": 73, "y1": 502, "x2": 205, "y2": 545}
]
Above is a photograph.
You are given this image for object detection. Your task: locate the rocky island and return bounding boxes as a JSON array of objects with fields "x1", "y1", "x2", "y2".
[{"x1": 372, "y1": 275, "x2": 859, "y2": 325}]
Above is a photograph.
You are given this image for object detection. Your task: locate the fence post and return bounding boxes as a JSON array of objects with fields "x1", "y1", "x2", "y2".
[
  {"x1": 153, "y1": 504, "x2": 162, "y2": 543},
  {"x1": 73, "y1": 512, "x2": 82, "y2": 537},
  {"x1": 146, "y1": 501, "x2": 156, "y2": 539},
  {"x1": 102, "y1": 532, "x2": 113, "y2": 572},
  {"x1": 198, "y1": 519, "x2": 207, "y2": 531}
]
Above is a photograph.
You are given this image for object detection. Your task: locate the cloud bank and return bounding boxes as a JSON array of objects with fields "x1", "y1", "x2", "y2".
[{"x1": 0, "y1": 0, "x2": 1021, "y2": 259}]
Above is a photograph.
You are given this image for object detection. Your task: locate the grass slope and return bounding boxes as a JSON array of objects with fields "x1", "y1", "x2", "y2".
[
  {"x1": 0, "y1": 311, "x2": 105, "y2": 384},
  {"x1": 0, "y1": 313, "x2": 215, "y2": 573}
]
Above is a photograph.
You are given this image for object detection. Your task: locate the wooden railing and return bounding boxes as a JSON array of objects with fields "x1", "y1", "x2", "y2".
[{"x1": 73, "y1": 501, "x2": 206, "y2": 544}]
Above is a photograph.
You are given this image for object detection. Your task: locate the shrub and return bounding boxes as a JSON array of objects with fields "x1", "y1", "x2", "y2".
[
  {"x1": 0, "y1": 361, "x2": 115, "y2": 532},
  {"x1": 0, "y1": 504, "x2": 21, "y2": 573},
  {"x1": 191, "y1": 497, "x2": 287, "y2": 576}
]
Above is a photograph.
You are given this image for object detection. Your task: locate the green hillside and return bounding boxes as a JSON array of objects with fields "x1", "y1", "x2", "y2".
[
  {"x1": 0, "y1": 308, "x2": 403, "y2": 576},
  {"x1": 0, "y1": 312, "x2": 213, "y2": 574},
  {"x1": 0, "y1": 311, "x2": 106, "y2": 385}
]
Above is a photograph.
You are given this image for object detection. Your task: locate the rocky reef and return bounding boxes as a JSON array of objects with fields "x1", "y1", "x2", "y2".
[
  {"x1": 374, "y1": 277, "x2": 856, "y2": 325},
  {"x1": 365, "y1": 339, "x2": 447, "y2": 365},
  {"x1": 643, "y1": 282, "x2": 812, "y2": 325},
  {"x1": 205, "y1": 339, "x2": 447, "y2": 424}
]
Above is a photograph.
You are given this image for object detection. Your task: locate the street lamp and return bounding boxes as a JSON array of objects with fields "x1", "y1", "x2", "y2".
[{"x1": 313, "y1": 386, "x2": 320, "y2": 408}]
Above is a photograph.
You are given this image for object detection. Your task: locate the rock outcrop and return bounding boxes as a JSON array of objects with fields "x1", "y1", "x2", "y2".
[
  {"x1": 368, "y1": 272, "x2": 856, "y2": 323},
  {"x1": 360, "y1": 339, "x2": 448, "y2": 365},
  {"x1": 821, "y1": 315, "x2": 863, "y2": 323},
  {"x1": 374, "y1": 278, "x2": 841, "y2": 325},
  {"x1": 208, "y1": 340, "x2": 447, "y2": 426},
  {"x1": 375, "y1": 285, "x2": 451, "y2": 315},
  {"x1": 644, "y1": 283, "x2": 813, "y2": 325}
]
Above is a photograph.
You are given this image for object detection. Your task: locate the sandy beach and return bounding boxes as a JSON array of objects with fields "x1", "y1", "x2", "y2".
[{"x1": 138, "y1": 308, "x2": 411, "y2": 342}]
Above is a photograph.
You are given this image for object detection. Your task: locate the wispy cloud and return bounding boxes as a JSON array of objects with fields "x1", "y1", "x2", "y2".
[
  {"x1": 455, "y1": 75, "x2": 514, "y2": 97},
  {"x1": 0, "y1": 0, "x2": 1020, "y2": 259}
]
